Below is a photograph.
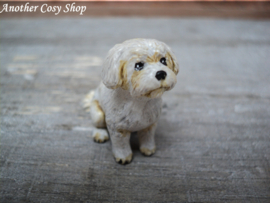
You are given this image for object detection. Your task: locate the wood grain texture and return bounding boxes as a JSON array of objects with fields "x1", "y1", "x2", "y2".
[
  {"x1": 1, "y1": 2, "x2": 270, "y2": 19},
  {"x1": 1, "y1": 18, "x2": 270, "y2": 202}
]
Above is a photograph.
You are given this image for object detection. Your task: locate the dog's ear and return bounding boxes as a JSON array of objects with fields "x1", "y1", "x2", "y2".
[
  {"x1": 165, "y1": 46, "x2": 179, "y2": 75},
  {"x1": 101, "y1": 44, "x2": 128, "y2": 90}
]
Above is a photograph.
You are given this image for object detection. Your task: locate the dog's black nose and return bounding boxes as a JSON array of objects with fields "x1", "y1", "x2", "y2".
[{"x1": 155, "y1": 71, "x2": 167, "y2": 81}]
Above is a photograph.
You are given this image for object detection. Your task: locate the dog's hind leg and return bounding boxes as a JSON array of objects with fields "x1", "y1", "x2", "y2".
[
  {"x1": 90, "y1": 99, "x2": 106, "y2": 128},
  {"x1": 84, "y1": 91, "x2": 109, "y2": 143},
  {"x1": 90, "y1": 100, "x2": 109, "y2": 143}
]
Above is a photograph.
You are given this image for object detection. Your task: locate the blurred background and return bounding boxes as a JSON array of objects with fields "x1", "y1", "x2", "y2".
[{"x1": 1, "y1": 1, "x2": 270, "y2": 202}]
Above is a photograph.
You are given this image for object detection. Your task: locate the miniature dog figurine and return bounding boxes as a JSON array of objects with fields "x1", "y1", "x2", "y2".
[{"x1": 84, "y1": 38, "x2": 179, "y2": 164}]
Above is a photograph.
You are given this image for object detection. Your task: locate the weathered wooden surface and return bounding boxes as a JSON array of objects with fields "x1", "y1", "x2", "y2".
[
  {"x1": 1, "y1": 18, "x2": 270, "y2": 202},
  {"x1": 1, "y1": 2, "x2": 270, "y2": 19}
]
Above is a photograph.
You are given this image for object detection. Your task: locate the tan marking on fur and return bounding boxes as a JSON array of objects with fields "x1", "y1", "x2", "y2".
[
  {"x1": 83, "y1": 91, "x2": 94, "y2": 111},
  {"x1": 93, "y1": 132, "x2": 101, "y2": 142},
  {"x1": 92, "y1": 100, "x2": 106, "y2": 128},
  {"x1": 93, "y1": 132, "x2": 109, "y2": 143},
  {"x1": 143, "y1": 87, "x2": 169, "y2": 98},
  {"x1": 140, "y1": 147, "x2": 156, "y2": 156},
  {"x1": 166, "y1": 52, "x2": 178, "y2": 75},
  {"x1": 117, "y1": 60, "x2": 129, "y2": 90},
  {"x1": 160, "y1": 80, "x2": 169, "y2": 88},
  {"x1": 146, "y1": 52, "x2": 161, "y2": 64},
  {"x1": 92, "y1": 100, "x2": 103, "y2": 113},
  {"x1": 117, "y1": 129, "x2": 130, "y2": 137},
  {"x1": 130, "y1": 52, "x2": 143, "y2": 59},
  {"x1": 131, "y1": 69, "x2": 143, "y2": 91}
]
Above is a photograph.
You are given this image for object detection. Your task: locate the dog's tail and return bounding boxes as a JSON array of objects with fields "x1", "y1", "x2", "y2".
[{"x1": 83, "y1": 90, "x2": 95, "y2": 112}]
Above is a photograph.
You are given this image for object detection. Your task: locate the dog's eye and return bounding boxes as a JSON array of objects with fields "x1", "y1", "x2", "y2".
[
  {"x1": 160, "y1": 57, "x2": 167, "y2": 66},
  {"x1": 135, "y1": 62, "x2": 144, "y2": 71}
]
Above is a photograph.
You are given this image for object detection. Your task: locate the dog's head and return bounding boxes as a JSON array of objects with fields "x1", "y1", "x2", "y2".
[{"x1": 101, "y1": 38, "x2": 179, "y2": 98}]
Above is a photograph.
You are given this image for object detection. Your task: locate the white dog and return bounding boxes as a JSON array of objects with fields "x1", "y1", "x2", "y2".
[{"x1": 84, "y1": 38, "x2": 179, "y2": 164}]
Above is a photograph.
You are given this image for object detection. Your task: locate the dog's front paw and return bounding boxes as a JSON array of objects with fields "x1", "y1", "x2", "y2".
[
  {"x1": 93, "y1": 129, "x2": 109, "y2": 143},
  {"x1": 140, "y1": 147, "x2": 156, "y2": 156},
  {"x1": 114, "y1": 153, "x2": 133, "y2": 165}
]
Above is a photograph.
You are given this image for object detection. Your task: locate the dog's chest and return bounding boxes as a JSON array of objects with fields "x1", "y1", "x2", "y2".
[{"x1": 112, "y1": 99, "x2": 162, "y2": 132}]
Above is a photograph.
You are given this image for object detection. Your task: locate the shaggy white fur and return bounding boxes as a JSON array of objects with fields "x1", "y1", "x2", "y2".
[{"x1": 85, "y1": 38, "x2": 179, "y2": 164}]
